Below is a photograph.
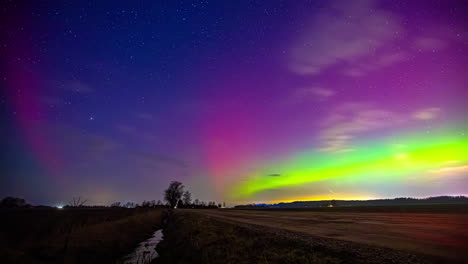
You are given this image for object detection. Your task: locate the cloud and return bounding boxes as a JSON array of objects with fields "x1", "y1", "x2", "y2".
[
  {"x1": 289, "y1": 0, "x2": 401, "y2": 75},
  {"x1": 47, "y1": 124, "x2": 187, "y2": 170},
  {"x1": 61, "y1": 126, "x2": 186, "y2": 169},
  {"x1": 318, "y1": 103, "x2": 403, "y2": 152},
  {"x1": 130, "y1": 152, "x2": 189, "y2": 169},
  {"x1": 65, "y1": 81, "x2": 94, "y2": 93},
  {"x1": 267, "y1": 173, "x2": 281, "y2": 177},
  {"x1": 429, "y1": 165, "x2": 468, "y2": 178},
  {"x1": 309, "y1": 87, "x2": 335, "y2": 99},
  {"x1": 431, "y1": 165, "x2": 468, "y2": 173},
  {"x1": 42, "y1": 124, "x2": 123, "y2": 164},
  {"x1": 318, "y1": 104, "x2": 444, "y2": 152},
  {"x1": 343, "y1": 52, "x2": 407, "y2": 77},
  {"x1": 414, "y1": 37, "x2": 447, "y2": 52},
  {"x1": 290, "y1": 87, "x2": 335, "y2": 103},
  {"x1": 116, "y1": 124, "x2": 156, "y2": 141},
  {"x1": 412, "y1": 108, "x2": 440, "y2": 120}
]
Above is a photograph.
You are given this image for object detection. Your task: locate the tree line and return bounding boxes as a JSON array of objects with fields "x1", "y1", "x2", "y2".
[
  {"x1": 0, "y1": 181, "x2": 225, "y2": 209},
  {"x1": 163, "y1": 181, "x2": 224, "y2": 209},
  {"x1": 110, "y1": 181, "x2": 224, "y2": 209}
]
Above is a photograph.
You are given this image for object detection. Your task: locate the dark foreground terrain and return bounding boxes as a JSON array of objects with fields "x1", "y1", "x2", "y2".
[
  {"x1": 155, "y1": 206, "x2": 468, "y2": 264},
  {"x1": 0, "y1": 207, "x2": 162, "y2": 263},
  {"x1": 2, "y1": 205, "x2": 467, "y2": 264}
]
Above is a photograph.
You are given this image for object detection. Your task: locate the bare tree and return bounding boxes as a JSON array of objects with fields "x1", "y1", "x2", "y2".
[
  {"x1": 124, "y1": 201, "x2": 135, "y2": 208},
  {"x1": 164, "y1": 181, "x2": 184, "y2": 208},
  {"x1": 0, "y1": 197, "x2": 29, "y2": 208},
  {"x1": 182, "y1": 190, "x2": 192, "y2": 206},
  {"x1": 68, "y1": 197, "x2": 87, "y2": 207},
  {"x1": 110, "y1": 202, "x2": 121, "y2": 207}
]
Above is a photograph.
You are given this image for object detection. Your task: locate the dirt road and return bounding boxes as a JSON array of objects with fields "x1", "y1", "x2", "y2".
[{"x1": 191, "y1": 209, "x2": 468, "y2": 261}]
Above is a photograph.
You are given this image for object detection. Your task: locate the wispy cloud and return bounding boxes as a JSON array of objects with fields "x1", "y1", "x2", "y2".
[
  {"x1": 318, "y1": 103, "x2": 401, "y2": 152},
  {"x1": 343, "y1": 52, "x2": 407, "y2": 77},
  {"x1": 267, "y1": 173, "x2": 281, "y2": 177},
  {"x1": 43, "y1": 124, "x2": 122, "y2": 163},
  {"x1": 64, "y1": 80, "x2": 94, "y2": 94},
  {"x1": 412, "y1": 108, "x2": 441, "y2": 120},
  {"x1": 413, "y1": 37, "x2": 447, "y2": 52},
  {"x1": 289, "y1": 1, "x2": 454, "y2": 78},
  {"x1": 47, "y1": 124, "x2": 186, "y2": 170},
  {"x1": 289, "y1": 0, "x2": 401, "y2": 75},
  {"x1": 129, "y1": 152, "x2": 189, "y2": 169},
  {"x1": 318, "y1": 104, "x2": 443, "y2": 152},
  {"x1": 116, "y1": 124, "x2": 156, "y2": 141},
  {"x1": 430, "y1": 165, "x2": 468, "y2": 174},
  {"x1": 290, "y1": 87, "x2": 335, "y2": 103}
]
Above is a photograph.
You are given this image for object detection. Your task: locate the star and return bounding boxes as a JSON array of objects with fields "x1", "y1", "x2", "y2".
[{"x1": 89, "y1": 116, "x2": 94, "y2": 121}]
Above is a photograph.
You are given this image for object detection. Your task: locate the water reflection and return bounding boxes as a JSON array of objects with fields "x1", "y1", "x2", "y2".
[{"x1": 118, "y1": 229, "x2": 163, "y2": 264}]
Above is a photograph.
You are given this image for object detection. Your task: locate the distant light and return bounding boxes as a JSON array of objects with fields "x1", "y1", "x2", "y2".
[{"x1": 56, "y1": 205, "x2": 63, "y2": 209}]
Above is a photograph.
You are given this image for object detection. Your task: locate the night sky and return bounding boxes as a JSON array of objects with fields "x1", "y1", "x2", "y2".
[{"x1": 1, "y1": 0, "x2": 467, "y2": 206}]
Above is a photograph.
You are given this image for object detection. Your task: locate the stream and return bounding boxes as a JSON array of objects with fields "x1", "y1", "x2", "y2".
[{"x1": 117, "y1": 229, "x2": 163, "y2": 264}]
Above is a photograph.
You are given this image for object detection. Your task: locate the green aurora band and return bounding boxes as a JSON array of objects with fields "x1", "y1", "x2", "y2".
[{"x1": 229, "y1": 128, "x2": 468, "y2": 199}]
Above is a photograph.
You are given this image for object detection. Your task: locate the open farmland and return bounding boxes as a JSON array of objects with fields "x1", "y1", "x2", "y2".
[
  {"x1": 0, "y1": 208, "x2": 163, "y2": 263},
  {"x1": 189, "y1": 207, "x2": 468, "y2": 263}
]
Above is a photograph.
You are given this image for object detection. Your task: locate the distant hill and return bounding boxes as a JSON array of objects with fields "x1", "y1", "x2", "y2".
[{"x1": 235, "y1": 196, "x2": 468, "y2": 209}]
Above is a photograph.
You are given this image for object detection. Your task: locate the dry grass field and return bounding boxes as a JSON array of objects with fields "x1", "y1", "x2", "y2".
[
  {"x1": 191, "y1": 207, "x2": 468, "y2": 262},
  {"x1": 0, "y1": 208, "x2": 163, "y2": 263}
]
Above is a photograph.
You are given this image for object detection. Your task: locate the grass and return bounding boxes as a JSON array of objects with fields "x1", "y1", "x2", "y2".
[
  {"x1": 235, "y1": 204, "x2": 468, "y2": 214},
  {"x1": 0, "y1": 207, "x2": 162, "y2": 263},
  {"x1": 154, "y1": 210, "x2": 343, "y2": 264}
]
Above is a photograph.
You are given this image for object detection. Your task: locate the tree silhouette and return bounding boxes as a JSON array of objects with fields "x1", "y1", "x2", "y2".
[
  {"x1": 124, "y1": 201, "x2": 135, "y2": 208},
  {"x1": 110, "y1": 202, "x2": 121, "y2": 207},
  {"x1": 164, "y1": 181, "x2": 184, "y2": 208},
  {"x1": 183, "y1": 190, "x2": 192, "y2": 206},
  {"x1": 68, "y1": 197, "x2": 87, "y2": 207},
  {"x1": 0, "y1": 197, "x2": 29, "y2": 208}
]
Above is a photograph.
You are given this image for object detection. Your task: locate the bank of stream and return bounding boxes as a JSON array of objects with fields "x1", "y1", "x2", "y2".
[{"x1": 117, "y1": 229, "x2": 164, "y2": 264}]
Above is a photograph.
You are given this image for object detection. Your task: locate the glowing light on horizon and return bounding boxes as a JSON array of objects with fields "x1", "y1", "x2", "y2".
[{"x1": 229, "y1": 127, "x2": 468, "y2": 199}]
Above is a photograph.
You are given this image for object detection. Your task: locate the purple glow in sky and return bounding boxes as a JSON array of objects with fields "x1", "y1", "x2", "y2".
[{"x1": 1, "y1": 0, "x2": 467, "y2": 205}]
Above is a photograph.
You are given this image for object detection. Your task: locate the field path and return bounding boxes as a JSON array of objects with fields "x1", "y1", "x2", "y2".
[{"x1": 189, "y1": 209, "x2": 468, "y2": 261}]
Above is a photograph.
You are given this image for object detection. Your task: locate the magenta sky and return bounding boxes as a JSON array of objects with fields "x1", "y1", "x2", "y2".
[{"x1": 1, "y1": 0, "x2": 467, "y2": 205}]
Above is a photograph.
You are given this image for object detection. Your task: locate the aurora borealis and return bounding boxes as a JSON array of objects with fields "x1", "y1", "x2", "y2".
[
  {"x1": 230, "y1": 127, "x2": 468, "y2": 200},
  {"x1": 1, "y1": 0, "x2": 467, "y2": 205}
]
